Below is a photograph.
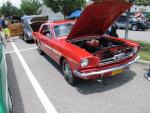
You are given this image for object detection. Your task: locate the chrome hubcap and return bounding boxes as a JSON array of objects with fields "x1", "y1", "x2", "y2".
[{"x1": 133, "y1": 25, "x2": 137, "y2": 30}]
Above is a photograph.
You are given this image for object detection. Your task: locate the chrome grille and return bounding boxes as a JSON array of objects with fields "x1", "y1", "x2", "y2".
[{"x1": 99, "y1": 52, "x2": 133, "y2": 65}]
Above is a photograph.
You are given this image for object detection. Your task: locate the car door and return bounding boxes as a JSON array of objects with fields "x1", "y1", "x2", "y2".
[{"x1": 39, "y1": 25, "x2": 57, "y2": 60}]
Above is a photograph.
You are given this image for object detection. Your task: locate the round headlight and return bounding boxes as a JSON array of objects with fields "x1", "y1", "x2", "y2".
[
  {"x1": 80, "y1": 58, "x2": 89, "y2": 67},
  {"x1": 133, "y1": 46, "x2": 138, "y2": 54}
]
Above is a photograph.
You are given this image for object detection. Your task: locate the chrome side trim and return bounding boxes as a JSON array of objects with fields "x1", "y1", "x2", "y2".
[{"x1": 73, "y1": 56, "x2": 140, "y2": 77}]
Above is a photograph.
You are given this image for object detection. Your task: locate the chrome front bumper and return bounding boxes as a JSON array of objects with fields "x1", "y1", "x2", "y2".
[{"x1": 73, "y1": 56, "x2": 140, "y2": 77}]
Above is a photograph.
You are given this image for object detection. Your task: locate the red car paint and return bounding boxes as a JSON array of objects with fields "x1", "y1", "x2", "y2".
[
  {"x1": 33, "y1": 0, "x2": 139, "y2": 82},
  {"x1": 67, "y1": 0, "x2": 132, "y2": 40}
]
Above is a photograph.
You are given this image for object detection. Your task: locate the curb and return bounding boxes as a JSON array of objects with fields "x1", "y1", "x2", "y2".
[{"x1": 137, "y1": 60, "x2": 150, "y2": 65}]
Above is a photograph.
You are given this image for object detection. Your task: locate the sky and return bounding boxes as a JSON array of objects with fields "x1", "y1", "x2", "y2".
[
  {"x1": 0, "y1": 0, "x2": 21, "y2": 8},
  {"x1": 0, "y1": 0, "x2": 91, "y2": 8}
]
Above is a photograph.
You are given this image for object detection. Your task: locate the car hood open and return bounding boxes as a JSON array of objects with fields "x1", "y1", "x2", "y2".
[
  {"x1": 30, "y1": 15, "x2": 48, "y2": 24},
  {"x1": 67, "y1": 0, "x2": 132, "y2": 41},
  {"x1": 22, "y1": 15, "x2": 48, "y2": 24}
]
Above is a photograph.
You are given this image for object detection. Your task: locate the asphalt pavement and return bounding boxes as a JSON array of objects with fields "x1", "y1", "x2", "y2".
[
  {"x1": 5, "y1": 36, "x2": 150, "y2": 113},
  {"x1": 118, "y1": 29, "x2": 150, "y2": 43}
]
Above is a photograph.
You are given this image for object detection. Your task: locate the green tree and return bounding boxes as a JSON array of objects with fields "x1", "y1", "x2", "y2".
[
  {"x1": 42, "y1": 0, "x2": 86, "y2": 18},
  {"x1": 0, "y1": 1, "x2": 23, "y2": 17},
  {"x1": 134, "y1": 0, "x2": 150, "y2": 5},
  {"x1": 20, "y1": 0, "x2": 41, "y2": 15}
]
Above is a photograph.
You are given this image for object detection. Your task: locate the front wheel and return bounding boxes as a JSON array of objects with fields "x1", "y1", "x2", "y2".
[{"x1": 62, "y1": 59, "x2": 77, "y2": 85}]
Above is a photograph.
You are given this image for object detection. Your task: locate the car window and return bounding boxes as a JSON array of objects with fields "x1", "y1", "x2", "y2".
[
  {"x1": 41, "y1": 25, "x2": 52, "y2": 38},
  {"x1": 117, "y1": 16, "x2": 127, "y2": 22},
  {"x1": 54, "y1": 23, "x2": 74, "y2": 37}
]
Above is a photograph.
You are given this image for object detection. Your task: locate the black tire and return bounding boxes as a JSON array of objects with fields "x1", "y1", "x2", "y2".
[
  {"x1": 62, "y1": 59, "x2": 77, "y2": 85},
  {"x1": 141, "y1": 27, "x2": 145, "y2": 31},
  {"x1": 23, "y1": 34, "x2": 28, "y2": 42},
  {"x1": 131, "y1": 24, "x2": 138, "y2": 31},
  {"x1": 37, "y1": 41, "x2": 44, "y2": 55}
]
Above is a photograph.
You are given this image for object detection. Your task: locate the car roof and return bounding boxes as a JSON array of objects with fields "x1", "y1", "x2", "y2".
[{"x1": 44, "y1": 20, "x2": 75, "y2": 26}]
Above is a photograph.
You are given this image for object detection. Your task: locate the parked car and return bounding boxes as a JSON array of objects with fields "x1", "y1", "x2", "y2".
[
  {"x1": 8, "y1": 16, "x2": 23, "y2": 37},
  {"x1": 21, "y1": 15, "x2": 48, "y2": 42},
  {"x1": 115, "y1": 15, "x2": 150, "y2": 31},
  {"x1": 0, "y1": 34, "x2": 13, "y2": 113},
  {"x1": 33, "y1": 0, "x2": 140, "y2": 85}
]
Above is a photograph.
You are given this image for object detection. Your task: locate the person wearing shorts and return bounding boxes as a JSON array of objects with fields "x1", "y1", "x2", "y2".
[{"x1": 3, "y1": 27, "x2": 10, "y2": 41}]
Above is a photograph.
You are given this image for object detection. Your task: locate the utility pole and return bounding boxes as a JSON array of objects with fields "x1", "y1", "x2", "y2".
[
  {"x1": 125, "y1": 8, "x2": 130, "y2": 39},
  {"x1": 125, "y1": 0, "x2": 134, "y2": 39}
]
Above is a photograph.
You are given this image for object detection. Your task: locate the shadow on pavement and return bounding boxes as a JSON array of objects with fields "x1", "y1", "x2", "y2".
[
  {"x1": 19, "y1": 37, "x2": 35, "y2": 44},
  {"x1": 75, "y1": 70, "x2": 137, "y2": 95},
  {"x1": 41, "y1": 53, "x2": 137, "y2": 95},
  {"x1": 43, "y1": 55, "x2": 63, "y2": 74},
  {"x1": 6, "y1": 54, "x2": 25, "y2": 113}
]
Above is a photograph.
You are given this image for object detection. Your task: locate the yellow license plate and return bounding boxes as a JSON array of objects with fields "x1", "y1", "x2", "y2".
[{"x1": 112, "y1": 69, "x2": 123, "y2": 76}]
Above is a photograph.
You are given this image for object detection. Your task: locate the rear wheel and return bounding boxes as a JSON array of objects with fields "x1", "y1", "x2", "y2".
[
  {"x1": 23, "y1": 34, "x2": 28, "y2": 42},
  {"x1": 131, "y1": 24, "x2": 138, "y2": 31},
  {"x1": 62, "y1": 59, "x2": 77, "y2": 85},
  {"x1": 37, "y1": 41, "x2": 44, "y2": 55}
]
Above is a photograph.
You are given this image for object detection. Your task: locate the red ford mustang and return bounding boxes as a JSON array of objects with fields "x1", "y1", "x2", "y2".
[{"x1": 33, "y1": 0, "x2": 140, "y2": 85}]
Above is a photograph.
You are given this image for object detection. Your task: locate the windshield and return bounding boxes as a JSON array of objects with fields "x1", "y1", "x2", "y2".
[{"x1": 54, "y1": 23, "x2": 74, "y2": 37}]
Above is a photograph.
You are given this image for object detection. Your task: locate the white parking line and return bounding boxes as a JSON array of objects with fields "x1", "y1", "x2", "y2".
[
  {"x1": 5, "y1": 51, "x2": 15, "y2": 54},
  {"x1": 11, "y1": 41, "x2": 58, "y2": 113},
  {"x1": 5, "y1": 47, "x2": 37, "y2": 54},
  {"x1": 19, "y1": 47, "x2": 38, "y2": 52}
]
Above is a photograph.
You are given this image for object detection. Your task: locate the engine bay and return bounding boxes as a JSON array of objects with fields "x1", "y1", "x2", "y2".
[
  {"x1": 74, "y1": 37, "x2": 126, "y2": 52},
  {"x1": 73, "y1": 37, "x2": 133, "y2": 61}
]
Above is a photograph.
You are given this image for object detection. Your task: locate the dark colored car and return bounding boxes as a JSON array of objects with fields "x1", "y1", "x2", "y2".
[
  {"x1": 0, "y1": 34, "x2": 13, "y2": 113},
  {"x1": 21, "y1": 15, "x2": 48, "y2": 42},
  {"x1": 115, "y1": 15, "x2": 150, "y2": 31}
]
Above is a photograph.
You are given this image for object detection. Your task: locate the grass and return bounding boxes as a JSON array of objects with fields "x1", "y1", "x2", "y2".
[{"x1": 135, "y1": 41, "x2": 150, "y2": 61}]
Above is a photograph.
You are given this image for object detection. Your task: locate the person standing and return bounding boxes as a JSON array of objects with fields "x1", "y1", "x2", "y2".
[
  {"x1": 109, "y1": 23, "x2": 119, "y2": 37},
  {"x1": 134, "y1": 11, "x2": 144, "y2": 21},
  {"x1": 0, "y1": 15, "x2": 11, "y2": 41}
]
